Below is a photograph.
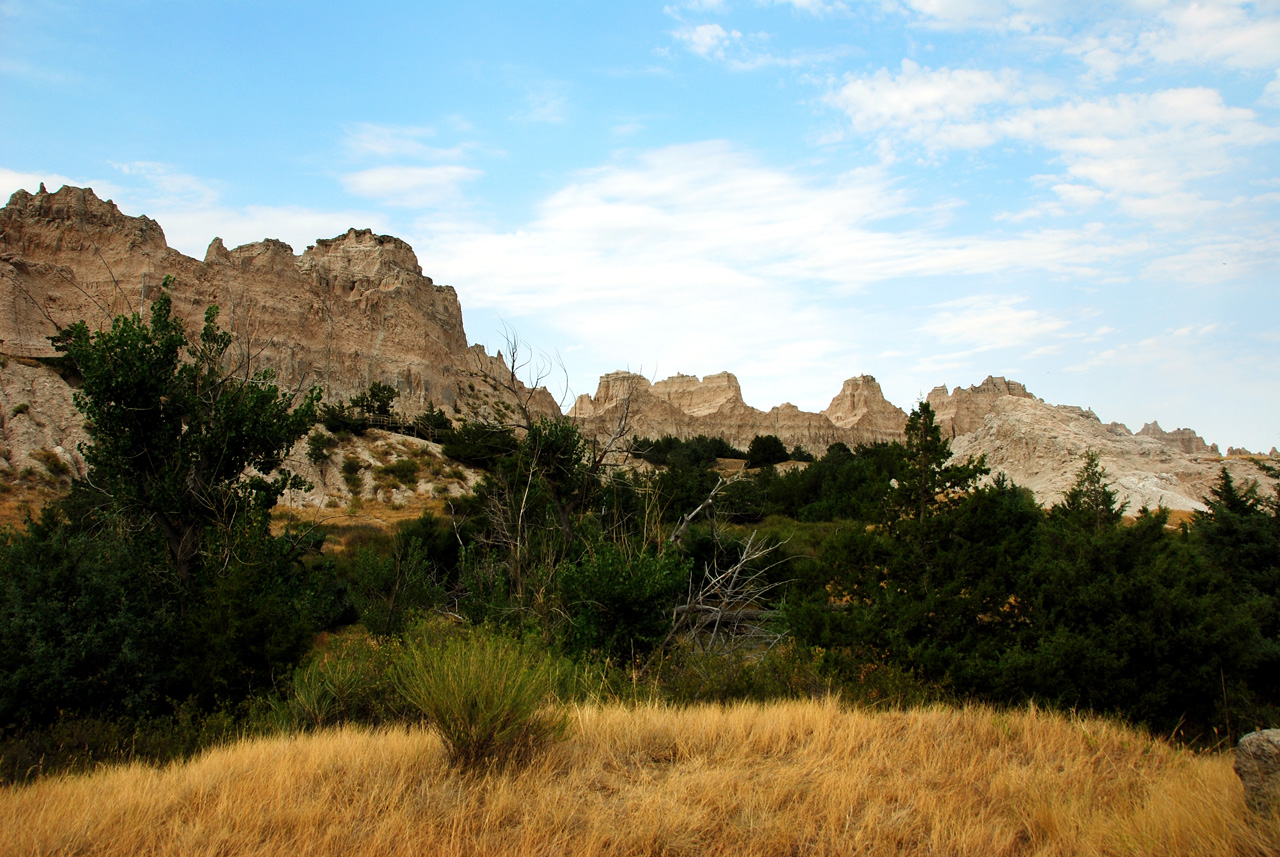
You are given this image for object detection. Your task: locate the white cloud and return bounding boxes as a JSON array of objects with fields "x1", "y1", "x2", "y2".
[
  {"x1": 918, "y1": 294, "x2": 1068, "y2": 350},
  {"x1": 765, "y1": 0, "x2": 850, "y2": 13},
  {"x1": 827, "y1": 59, "x2": 1024, "y2": 151},
  {"x1": 151, "y1": 205, "x2": 392, "y2": 260},
  {"x1": 412, "y1": 142, "x2": 1154, "y2": 410},
  {"x1": 0, "y1": 168, "x2": 106, "y2": 200},
  {"x1": 829, "y1": 63, "x2": 1279, "y2": 225},
  {"x1": 112, "y1": 161, "x2": 221, "y2": 208},
  {"x1": 673, "y1": 23, "x2": 742, "y2": 58},
  {"x1": 1138, "y1": 0, "x2": 1280, "y2": 70},
  {"x1": 341, "y1": 123, "x2": 476, "y2": 160},
  {"x1": 516, "y1": 82, "x2": 569, "y2": 123},
  {"x1": 1262, "y1": 71, "x2": 1280, "y2": 107},
  {"x1": 341, "y1": 165, "x2": 483, "y2": 208}
]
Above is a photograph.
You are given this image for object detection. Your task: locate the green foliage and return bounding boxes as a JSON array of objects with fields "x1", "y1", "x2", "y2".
[
  {"x1": 341, "y1": 455, "x2": 365, "y2": 495},
  {"x1": 556, "y1": 543, "x2": 690, "y2": 659},
  {"x1": 52, "y1": 286, "x2": 320, "y2": 580},
  {"x1": 374, "y1": 457, "x2": 420, "y2": 488},
  {"x1": 350, "y1": 381, "x2": 398, "y2": 417},
  {"x1": 306, "y1": 430, "x2": 339, "y2": 465},
  {"x1": 441, "y1": 420, "x2": 519, "y2": 468},
  {"x1": 395, "y1": 630, "x2": 567, "y2": 770},
  {"x1": 280, "y1": 630, "x2": 407, "y2": 729},
  {"x1": 412, "y1": 402, "x2": 453, "y2": 441},
  {"x1": 11, "y1": 402, "x2": 28, "y2": 417},
  {"x1": 344, "y1": 537, "x2": 445, "y2": 636},
  {"x1": 746, "y1": 434, "x2": 789, "y2": 469},
  {"x1": 0, "y1": 515, "x2": 180, "y2": 725},
  {"x1": 890, "y1": 402, "x2": 987, "y2": 524},
  {"x1": 630, "y1": 434, "x2": 746, "y2": 467},
  {"x1": 319, "y1": 401, "x2": 369, "y2": 436},
  {"x1": 654, "y1": 639, "x2": 830, "y2": 704}
]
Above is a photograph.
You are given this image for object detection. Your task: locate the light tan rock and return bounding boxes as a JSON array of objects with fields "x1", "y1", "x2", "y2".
[
  {"x1": 0, "y1": 184, "x2": 555, "y2": 416},
  {"x1": 1136, "y1": 421, "x2": 1220, "y2": 456},
  {"x1": 926, "y1": 376, "x2": 1036, "y2": 439},
  {"x1": 821, "y1": 375, "x2": 908, "y2": 436},
  {"x1": 570, "y1": 370, "x2": 905, "y2": 452},
  {"x1": 0, "y1": 184, "x2": 557, "y2": 486},
  {"x1": 948, "y1": 396, "x2": 1272, "y2": 512}
]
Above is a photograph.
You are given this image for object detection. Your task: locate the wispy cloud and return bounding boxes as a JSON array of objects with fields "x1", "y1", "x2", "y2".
[
  {"x1": 918, "y1": 294, "x2": 1068, "y2": 351},
  {"x1": 341, "y1": 165, "x2": 483, "y2": 208}
]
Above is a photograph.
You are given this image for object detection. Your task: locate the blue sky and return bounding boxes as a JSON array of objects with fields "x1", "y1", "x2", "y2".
[{"x1": 3, "y1": 0, "x2": 1278, "y2": 451}]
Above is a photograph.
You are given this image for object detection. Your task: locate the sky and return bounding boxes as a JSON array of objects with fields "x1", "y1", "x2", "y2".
[{"x1": 2, "y1": 0, "x2": 1278, "y2": 452}]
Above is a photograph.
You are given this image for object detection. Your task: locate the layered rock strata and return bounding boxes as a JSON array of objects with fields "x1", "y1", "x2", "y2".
[
  {"x1": 1136, "y1": 421, "x2": 1221, "y2": 456},
  {"x1": 0, "y1": 185, "x2": 556, "y2": 464},
  {"x1": 948, "y1": 396, "x2": 1269, "y2": 512},
  {"x1": 569, "y1": 371, "x2": 906, "y2": 453}
]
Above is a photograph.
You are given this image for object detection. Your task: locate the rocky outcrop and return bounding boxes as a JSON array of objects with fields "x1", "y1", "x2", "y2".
[
  {"x1": 1136, "y1": 421, "x2": 1220, "y2": 456},
  {"x1": 822, "y1": 375, "x2": 908, "y2": 436},
  {"x1": 927, "y1": 376, "x2": 1036, "y2": 439},
  {"x1": 0, "y1": 184, "x2": 556, "y2": 412},
  {"x1": 0, "y1": 184, "x2": 557, "y2": 483},
  {"x1": 1235, "y1": 729, "x2": 1280, "y2": 815},
  {"x1": 569, "y1": 371, "x2": 904, "y2": 453},
  {"x1": 948, "y1": 396, "x2": 1268, "y2": 512}
]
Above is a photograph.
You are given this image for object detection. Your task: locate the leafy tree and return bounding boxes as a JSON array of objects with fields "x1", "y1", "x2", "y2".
[
  {"x1": 350, "y1": 381, "x2": 398, "y2": 417},
  {"x1": 746, "y1": 434, "x2": 789, "y2": 469},
  {"x1": 53, "y1": 286, "x2": 320, "y2": 580}
]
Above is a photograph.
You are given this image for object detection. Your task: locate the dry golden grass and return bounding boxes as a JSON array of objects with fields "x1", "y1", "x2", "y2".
[{"x1": 3, "y1": 699, "x2": 1276, "y2": 857}]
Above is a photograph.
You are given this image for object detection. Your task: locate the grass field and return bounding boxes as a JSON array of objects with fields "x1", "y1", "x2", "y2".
[{"x1": 4, "y1": 699, "x2": 1276, "y2": 856}]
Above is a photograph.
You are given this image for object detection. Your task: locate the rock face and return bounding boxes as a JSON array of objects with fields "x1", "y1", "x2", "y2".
[
  {"x1": 822, "y1": 375, "x2": 909, "y2": 436},
  {"x1": 1235, "y1": 729, "x2": 1280, "y2": 815},
  {"x1": 0, "y1": 184, "x2": 557, "y2": 471},
  {"x1": 948, "y1": 396, "x2": 1270, "y2": 512},
  {"x1": 1136, "y1": 421, "x2": 1221, "y2": 456},
  {"x1": 927, "y1": 376, "x2": 1036, "y2": 439},
  {"x1": 569, "y1": 371, "x2": 905, "y2": 453}
]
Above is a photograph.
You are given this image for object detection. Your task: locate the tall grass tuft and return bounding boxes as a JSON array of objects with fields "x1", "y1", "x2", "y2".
[{"x1": 395, "y1": 633, "x2": 566, "y2": 770}]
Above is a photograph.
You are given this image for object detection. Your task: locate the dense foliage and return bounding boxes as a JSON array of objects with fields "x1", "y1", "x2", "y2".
[{"x1": 3, "y1": 299, "x2": 1277, "y2": 779}]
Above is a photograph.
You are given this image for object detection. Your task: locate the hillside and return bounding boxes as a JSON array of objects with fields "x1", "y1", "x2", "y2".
[{"x1": 4, "y1": 699, "x2": 1274, "y2": 857}]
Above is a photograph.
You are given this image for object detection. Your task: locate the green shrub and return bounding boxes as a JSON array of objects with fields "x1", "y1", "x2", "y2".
[
  {"x1": 395, "y1": 632, "x2": 566, "y2": 770},
  {"x1": 375, "y1": 457, "x2": 420, "y2": 488},
  {"x1": 746, "y1": 434, "x2": 789, "y2": 469},
  {"x1": 341, "y1": 455, "x2": 365, "y2": 495},
  {"x1": 282, "y1": 630, "x2": 406, "y2": 728},
  {"x1": 31, "y1": 447, "x2": 70, "y2": 479},
  {"x1": 556, "y1": 543, "x2": 688, "y2": 659},
  {"x1": 306, "y1": 430, "x2": 338, "y2": 465},
  {"x1": 11, "y1": 402, "x2": 29, "y2": 417}
]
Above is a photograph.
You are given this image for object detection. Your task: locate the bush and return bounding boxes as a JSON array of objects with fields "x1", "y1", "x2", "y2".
[
  {"x1": 341, "y1": 455, "x2": 365, "y2": 495},
  {"x1": 395, "y1": 631, "x2": 566, "y2": 770},
  {"x1": 746, "y1": 434, "x2": 789, "y2": 469},
  {"x1": 281, "y1": 630, "x2": 406, "y2": 729},
  {"x1": 374, "y1": 458, "x2": 420, "y2": 488},
  {"x1": 441, "y1": 421, "x2": 519, "y2": 468},
  {"x1": 556, "y1": 543, "x2": 689, "y2": 659},
  {"x1": 306, "y1": 430, "x2": 338, "y2": 465}
]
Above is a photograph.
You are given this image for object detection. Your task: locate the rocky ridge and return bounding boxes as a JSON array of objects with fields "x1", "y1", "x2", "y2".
[
  {"x1": 572, "y1": 369, "x2": 1275, "y2": 513},
  {"x1": 1, "y1": 184, "x2": 1272, "y2": 516},
  {"x1": 569, "y1": 371, "x2": 906, "y2": 452},
  {"x1": 0, "y1": 184, "x2": 556, "y2": 481}
]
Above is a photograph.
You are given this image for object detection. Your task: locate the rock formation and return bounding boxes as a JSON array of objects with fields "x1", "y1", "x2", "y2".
[
  {"x1": 926, "y1": 376, "x2": 1036, "y2": 439},
  {"x1": 3, "y1": 184, "x2": 1269, "y2": 517},
  {"x1": 947, "y1": 396, "x2": 1268, "y2": 512},
  {"x1": 569, "y1": 371, "x2": 905, "y2": 453},
  {"x1": 1136, "y1": 421, "x2": 1220, "y2": 456},
  {"x1": 0, "y1": 184, "x2": 557, "y2": 477}
]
